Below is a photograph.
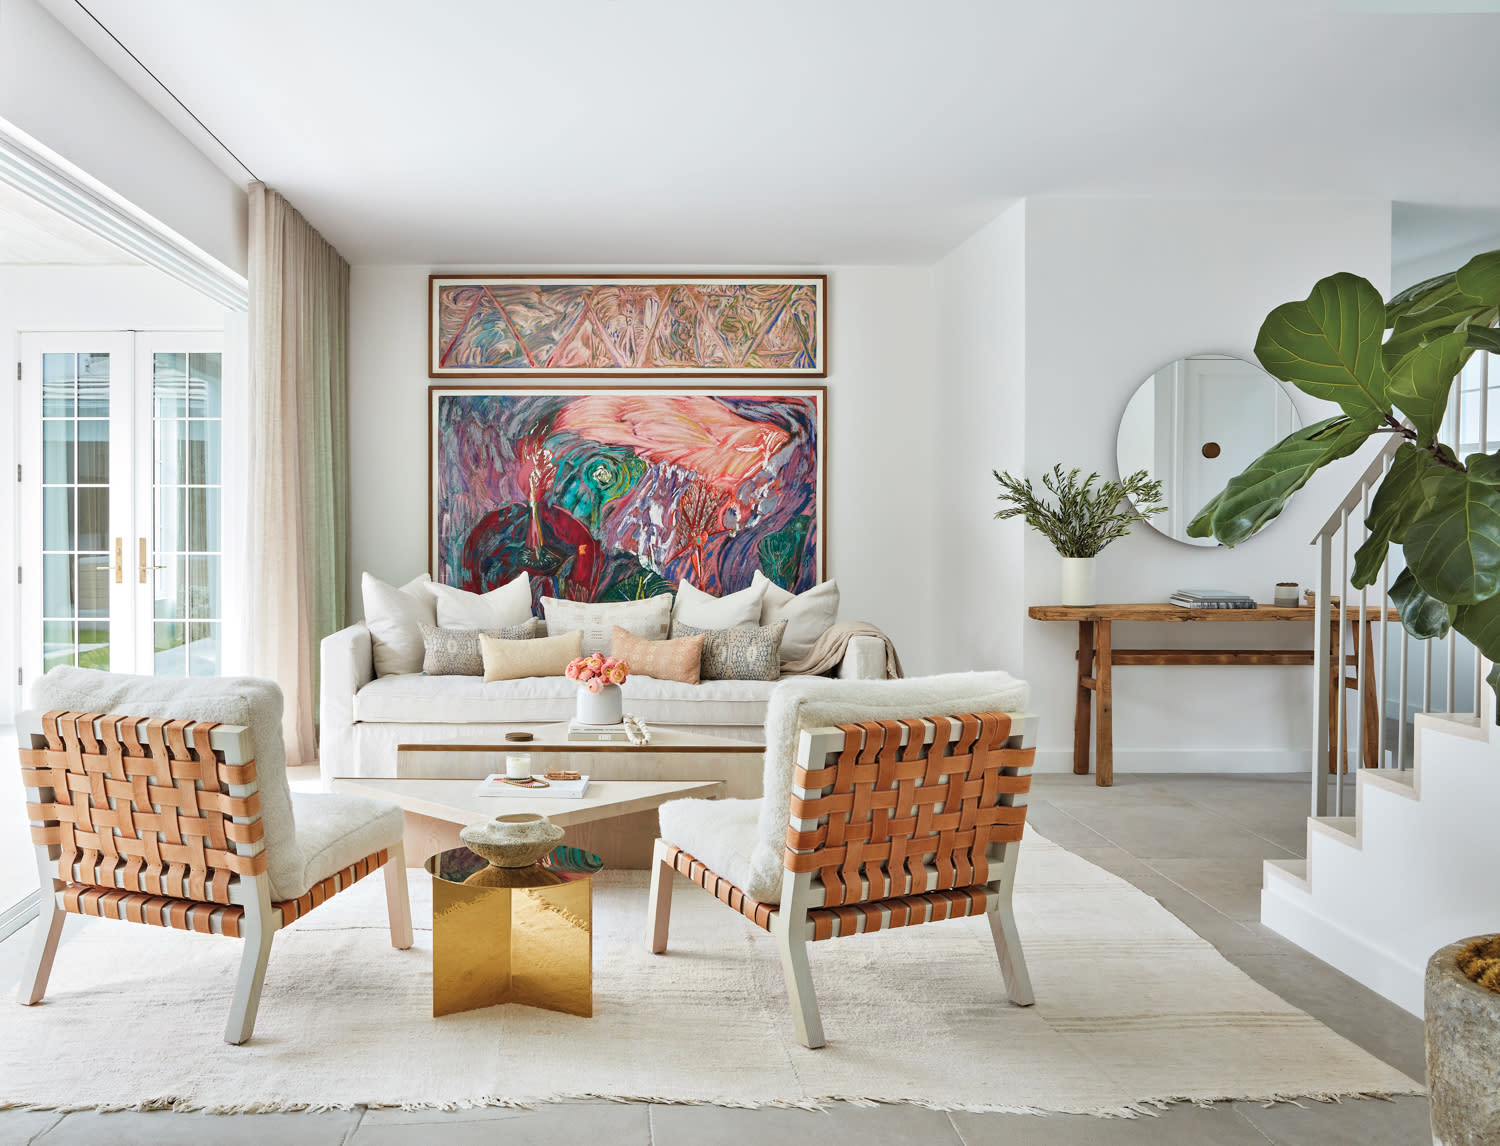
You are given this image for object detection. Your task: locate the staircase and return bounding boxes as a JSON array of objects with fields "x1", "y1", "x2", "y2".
[{"x1": 1261, "y1": 697, "x2": 1499, "y2": 1016}]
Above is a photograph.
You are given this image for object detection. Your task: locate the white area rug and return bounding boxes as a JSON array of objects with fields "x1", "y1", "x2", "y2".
[{"x1": 0, "y1": 834, "x2": 1420, "y2": 1114}]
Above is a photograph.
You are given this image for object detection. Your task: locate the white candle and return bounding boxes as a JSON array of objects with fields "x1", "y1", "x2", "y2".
[{"x1": 504, "y1": 752, "x2": 532, "y2": 780}]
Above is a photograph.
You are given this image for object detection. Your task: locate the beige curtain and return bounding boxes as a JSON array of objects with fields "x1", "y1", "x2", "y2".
[{"x1": 247, "y1": 183, "x2": 349, "y2": 766}]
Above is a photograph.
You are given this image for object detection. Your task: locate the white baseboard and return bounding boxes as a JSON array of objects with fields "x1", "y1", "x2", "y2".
[
  {"x1": 1260, "y1": 882, "x2": 1425, "y2": 1017},
  {"x1": 1032, "y1": 748, "x2": 1312, "y2": 774}
]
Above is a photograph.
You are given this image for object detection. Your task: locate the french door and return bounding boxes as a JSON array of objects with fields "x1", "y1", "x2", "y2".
[{"x1": 18, "y1": 332, "x2": 224, "y2": 686}]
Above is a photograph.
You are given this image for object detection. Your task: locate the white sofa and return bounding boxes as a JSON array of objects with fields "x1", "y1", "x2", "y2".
[{"x1": 318, "y1": 620, "x2": 889, "y2": 786}]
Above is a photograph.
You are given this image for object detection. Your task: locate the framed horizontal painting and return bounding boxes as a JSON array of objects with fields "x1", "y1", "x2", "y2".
[
  {"x1": 428, "y1": 275, "x2": 826, "y2": 377},
  {"x1": 430, "y1": 385, "x2": 826, "y2": 605}
]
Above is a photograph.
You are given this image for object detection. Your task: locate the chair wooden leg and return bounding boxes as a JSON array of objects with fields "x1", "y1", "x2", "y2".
[
  {"x1": 776, "y1": 930, "x2": 826, "y2": 1049},
  {"x1": 988, "y1": 902, "x2": 1034, "y2": 1006},
  {"x1": 224, "y1": 921, "x2": 275, "y2": 1045},
  {"x1": 384, "y1": 844, "x2": 414, "y2": 950},
  {"x1": 18, "y1": 897, "x2": 65, "y2": 1006},
  {"x1": 646, "y1": 839, "x2": 674, "y2": 954}
]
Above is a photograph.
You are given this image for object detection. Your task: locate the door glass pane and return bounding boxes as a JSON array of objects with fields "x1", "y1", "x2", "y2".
[
  {"x1": 39, "y1": 349, "x2": 114, "y2": 674},
  {"x1": 150, "y1": 348, "x2": 222, "y2": 677}
]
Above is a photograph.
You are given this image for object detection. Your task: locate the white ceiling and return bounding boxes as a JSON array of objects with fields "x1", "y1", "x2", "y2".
[
  {"x1": 58, "y1": 0, "x2": 1500, "y2": 266},
  {"x1": 0, "y1": 178, "x2": 141, "y2": 265}
]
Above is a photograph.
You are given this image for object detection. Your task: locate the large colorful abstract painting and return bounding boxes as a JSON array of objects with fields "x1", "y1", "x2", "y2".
[
  {"x1": 430, "y1": 386, "x2": 826, "y2": 604},
  {"x1": 428, "y1": 276, "x2": 826, "y2": 376}
]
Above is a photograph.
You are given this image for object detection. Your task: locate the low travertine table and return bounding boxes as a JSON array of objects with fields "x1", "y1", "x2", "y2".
[{"x1": 334, "y1": 722, "x2": 759, "y2": 867}]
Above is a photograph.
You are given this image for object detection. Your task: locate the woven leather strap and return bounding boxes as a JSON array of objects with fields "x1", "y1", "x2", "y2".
[
  {"x1": 22, "y1": 710, "x2": 266, "y2": 905},
  {"x1": 784, "y1": 712, "x2": 1032, "y2": 908}
]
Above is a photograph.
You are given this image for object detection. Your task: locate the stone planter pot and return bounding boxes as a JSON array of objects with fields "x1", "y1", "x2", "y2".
[{"x1": 1427, "y1": 935, "x2": 1500, "y2": 1145}]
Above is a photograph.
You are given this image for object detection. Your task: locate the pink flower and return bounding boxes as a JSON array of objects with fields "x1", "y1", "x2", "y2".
[
  {"x1": 607, "y1": 665, "x2": 627, "y2": 685},
  {"x1": 586, "y1": 677, "x2": 604, "y2": 694},
  {"x1": 565, "y1": 663, "x2": 579, "y2": 680}
]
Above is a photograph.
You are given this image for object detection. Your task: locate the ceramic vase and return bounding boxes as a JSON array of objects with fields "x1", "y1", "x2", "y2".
[
  {"x1": 576, "y1": 681, "x2": 623, "y2": 725},
  {"x1": 1060, "y1": 557, "x2": 1096, "y2": 606}
]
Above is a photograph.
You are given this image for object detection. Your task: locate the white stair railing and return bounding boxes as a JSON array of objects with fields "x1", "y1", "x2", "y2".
[{"x1": 1310, "y1": 348, "x2": 1494, "y2": 817}]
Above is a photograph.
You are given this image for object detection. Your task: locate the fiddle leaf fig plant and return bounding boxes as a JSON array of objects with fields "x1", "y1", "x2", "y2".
[{"x1": 1187, "y1": 248, "x2": 1500, "y2": 709}]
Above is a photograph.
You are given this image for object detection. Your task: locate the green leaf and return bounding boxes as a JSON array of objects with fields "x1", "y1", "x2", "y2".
[
  {"x1": 1350, "y1": 443, "x2": 1433, "y2": 588},
  {"x1": 1186, "y1": 417, "x2": 1369, "y2": 545},
  {"x1": 1385, "y1": 329, "x2": 1472, "y2": 443},
  {"x1": 1455, "y1": 250, "x2": 1500, "y2": 306},
  {"x1": 1454, "y1": 592, "x2": 1500, "y2": 661},
  {"x1": 1391, "y1": 567, "x2": 1456, "y2": 639},
  {"x1": 1384, "y1": 298, "x2": 1493, "y2": 366},
  {"x1": 1488, "y1": 661, "x2": 1500, "y2": 726},
  {"x1": 1387, "y1": 269, "x2": 1459, "y2": 321},
  {"x1": 1256, "y1": 273, "x2": 1391, "y2": 429},
  {"x1": 1402, "y1": 464, "x2": 1500, "y2": 604},
  {"x1": 1468, "y1": 326, "x2": 1500, "y2": 355}
]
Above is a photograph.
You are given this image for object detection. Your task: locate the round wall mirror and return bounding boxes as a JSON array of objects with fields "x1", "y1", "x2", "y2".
[{"x1": 1116, "y1": 353, "x2": 1300, "y2": 546}]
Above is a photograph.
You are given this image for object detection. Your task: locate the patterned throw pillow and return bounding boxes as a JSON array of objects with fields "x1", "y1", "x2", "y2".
[
  {"x1": 541, "y1": 594, "x2": 673, "y2": 655},
  {"x1": 610, "y1": 625, "x2": 705, "y2": 685},
  {"x1": 420, "y1": 619, "x2": 541, "y2": 676},
  {"x1": 672, "y1": 621, "x2": 787, "y2": 682}
]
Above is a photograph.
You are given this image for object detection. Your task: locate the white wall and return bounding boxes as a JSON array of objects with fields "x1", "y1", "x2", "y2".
[
  {"x1": 933, "y1": 198, "x2": 1392, "y2": 772},
  {"x1": 1, "y1": 264, "x2": 230, "y2": 721},
  {"x1": 0, "y1": 0, "x2": 247, "y2": 274},
  {"x1": 347, "y1": 265, "x2": 944, "y2": 675}
]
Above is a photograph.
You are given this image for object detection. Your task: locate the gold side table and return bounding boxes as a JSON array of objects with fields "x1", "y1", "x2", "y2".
[{"x1": 425, "y1": 845, "x2": 601, "y2": 1018}]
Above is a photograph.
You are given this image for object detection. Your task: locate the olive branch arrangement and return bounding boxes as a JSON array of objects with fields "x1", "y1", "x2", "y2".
[{"x1": 993, "y1": 465, "x2": 1167, "y2": 558}]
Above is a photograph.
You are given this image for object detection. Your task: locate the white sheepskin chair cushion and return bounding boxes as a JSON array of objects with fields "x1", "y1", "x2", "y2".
[
  {"x1": 25, "y1": 666, "x2": 401, "y2": 900},
  {"x1": 658, "y1": 670, "x2": 1029, "y2": 904}
]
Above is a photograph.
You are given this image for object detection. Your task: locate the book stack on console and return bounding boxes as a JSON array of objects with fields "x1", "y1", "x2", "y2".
[{"x1": 1169, "y1": 588, "x2": 1257, "y2": 610}]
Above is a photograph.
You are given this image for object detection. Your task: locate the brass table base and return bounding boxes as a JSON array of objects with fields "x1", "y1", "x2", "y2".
[{"x1": 428, "y1": 848, "x2": 595, "y2": 1018}]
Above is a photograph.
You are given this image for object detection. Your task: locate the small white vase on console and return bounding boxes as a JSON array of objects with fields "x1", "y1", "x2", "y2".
[
  {"x1": 576, "y1": 682, "x2": 623, "y2": 725},
  {"x1": 1060, "y1": 557, "x2": 1096, "y2": 606}
]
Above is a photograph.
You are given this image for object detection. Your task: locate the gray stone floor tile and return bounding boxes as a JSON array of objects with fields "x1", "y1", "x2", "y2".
[
  {"x1": 1058, "y1": 846, "x2": 1161, "y2": 883},
  {"x1": 1023, "y1": 802, "x2": 1113, "y2": 848},
  {"x1": 0, "y1": 1110, "x2": 64, "y2": 1146},
  {"x1": 35, "y1": 1109, "x2": 360, "y2": 1145},
  {"x1": 1232, "y1": 1095, "x2": 1432, "y2": 1145},
  {"x1": 951, "y1": 1103, "x2": 1272, "y2": 1144},
  {"x1": 354, "y1": 1101, "x2": 648, "y2": 1145},
  {"x1": 1147, "y1": 857, "x2": 1274, "y2": 920},
  {"x1": 1030, "y1": 776, "x2": 1196, "y2": 807},
  {"x1": 649, "y1": 1101, "x2": 964, "y2": 1146},
  {"x1": 1129, "y1": 876, "x2": 1284, "y2": 955},
  {"x1": 1057, "y1": 803, "x2": 1300, "y2": 860},
  {"x1": 1228, "y1": 954, "x2": 1427, "y2": 1082}
]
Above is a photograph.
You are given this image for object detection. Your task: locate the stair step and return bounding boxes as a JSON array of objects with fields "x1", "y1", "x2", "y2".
[
  {"x1": 1361, "y1": 768, "x2": 1417, "y2": 799},
  {"x1": 1309, "y1": 815, "x2": 1360, "y2": 847},
  {"x1": 1263, "y1": 858, "x2": 1308, "y2": 892}
]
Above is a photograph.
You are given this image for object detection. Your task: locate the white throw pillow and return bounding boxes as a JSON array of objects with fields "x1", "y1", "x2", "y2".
[
  {"x1": 541, "y1": 593, "x2": 672, "y2": 656},
  {"x1": 427, "y1": 573, "x2": 533, "y2": 629},
  {"x1": 671, "y1": 578, "x2": 766, "y2": 632},
  {"x1": 362, "y1": 572, "x2": 436, "y2": 677},
  {"x1": 753, "y1": 570, "x2": 840, "y2": 662}
]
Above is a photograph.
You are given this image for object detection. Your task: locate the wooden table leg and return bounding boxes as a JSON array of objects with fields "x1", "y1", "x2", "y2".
[
  {"x1": 1361, "y1": 620, "x2": 1380, "y2": 768},
  {"x1": 1095, "y1": 620, "x2": 1113, "y2": 787},
  {"x1": 1074, "y1": 621, "x2": 1095, "y2": 775}
]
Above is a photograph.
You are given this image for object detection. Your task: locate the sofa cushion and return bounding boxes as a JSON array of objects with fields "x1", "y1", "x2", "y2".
[
  {"x1": 753, "y1": 570, "x2": 840, "y2": 662},
  {"x1": 481, "y1": 630, "x2": 581, "y2": 682},
  {"x1": 352, "y1": 671, "x2": 779, "y2": 727},
  {"x1": 610, "y1": 625, "x2": 704, "y2": 684},
  {"x1": 675, "y1": 620, "x2": 786, "y2": 681},
  {"x1": 542, "y1": 593, "x2": 672, "y2": 655},
  {"x1": 428, "y1": 574, "x2": 532, "y2": 629},
  {"x1": 362, "y1": 572, "x2": 436, "y2": 677},
  {"x1": 671, "y1": 578, "x2": 766, "y2": 631},
  {"x1": 420, "y1": 619, "x2": 542, "y2": 676}
]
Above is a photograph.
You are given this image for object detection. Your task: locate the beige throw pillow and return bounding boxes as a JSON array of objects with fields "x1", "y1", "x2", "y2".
[
  {"x1": 427, "y1": 574, "x2": 533, "y2": 629},
  {"x1": 753, "y1": 570, "x2": 840, "y2": 662},
  {"x1": 362, "y1": 571, "x2": 437, "y2": 677},
  {"x1": 541, "y1": 594, "x2": 672, "y2": 655},
  {"x1": 481, "y1": 630, "x2": 582, "y2": 682},
  {"x1": 671, "y1": 578, "x2": 766, "y2": 633},
  {"x1": 610, "y1": 625, "x2": 704, "y2": 685}
]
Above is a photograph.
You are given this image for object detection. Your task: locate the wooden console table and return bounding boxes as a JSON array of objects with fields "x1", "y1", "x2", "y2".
[{"x1": 1027, "y1": 603, "x2": 1398, "y2": 786}]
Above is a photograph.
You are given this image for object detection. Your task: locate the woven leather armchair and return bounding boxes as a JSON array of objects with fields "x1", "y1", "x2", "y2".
[
  {"x1": 17, "y1": 674, "x2": 412, "y2": 1045},
  {"x1": 648, "y1": 703, "x2": 1035, "y2": 1048}
]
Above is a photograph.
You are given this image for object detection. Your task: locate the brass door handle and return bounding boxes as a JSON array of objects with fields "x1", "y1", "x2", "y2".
[
  {"x1": 112, "y1": 537, "x2": 124, "y2": 584},
  {"x1": 138, "y1": 538, "x2": 167, "y2": 583}
]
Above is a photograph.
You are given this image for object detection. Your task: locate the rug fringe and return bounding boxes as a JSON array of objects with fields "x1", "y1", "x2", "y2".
[{"x1": 0, "y1": 1087, "x2": 1425, "y2": 1118}]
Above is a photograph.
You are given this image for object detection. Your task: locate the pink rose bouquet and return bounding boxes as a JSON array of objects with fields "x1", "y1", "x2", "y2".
[{"x1": 566, "y1": 654, "x2": 630, "y2": 694}]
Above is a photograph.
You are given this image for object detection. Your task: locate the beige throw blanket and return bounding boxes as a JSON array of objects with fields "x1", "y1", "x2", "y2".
[{"x1": 780, "y1": 620, "x2": 905, "y2": 679}]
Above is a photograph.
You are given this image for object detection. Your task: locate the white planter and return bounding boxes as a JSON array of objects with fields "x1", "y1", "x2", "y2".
[
  {"x1": 576, "y1": 682, "x2": 623, "y2": 726},
  {"x1": 1060, "y1": 557, "x2": 1096, "y2": 606}
]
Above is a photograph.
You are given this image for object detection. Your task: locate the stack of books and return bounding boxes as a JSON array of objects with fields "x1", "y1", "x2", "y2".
[
  {"x1": 1169, "y1": 588, "x2": 1257, "y2": 610},
  {"x1": 567, "y1": 719, "x2": 629, "y2": 742}
]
